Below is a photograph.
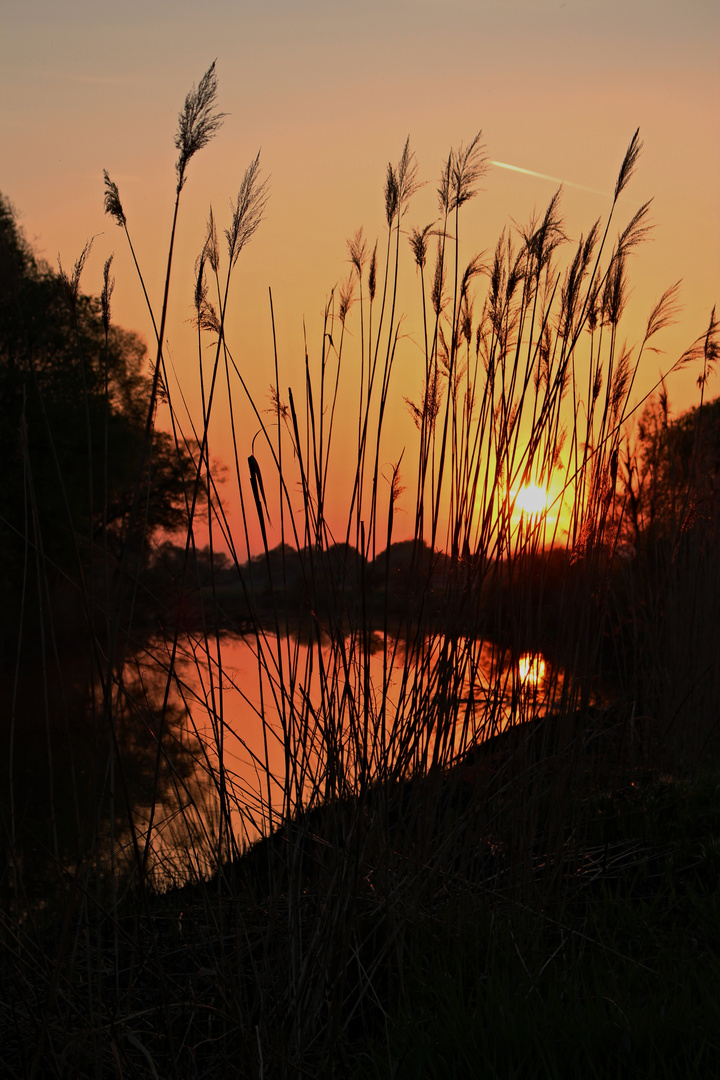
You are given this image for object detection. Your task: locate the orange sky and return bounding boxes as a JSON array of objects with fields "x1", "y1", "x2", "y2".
[{"x1": 2, "y1": 0, "x2": 719, "y2": 555}]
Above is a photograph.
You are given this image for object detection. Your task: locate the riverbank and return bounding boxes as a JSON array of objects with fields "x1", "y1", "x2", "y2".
[{"x1": 4, "y1": 728, "x2": 718, "y2": 1078}]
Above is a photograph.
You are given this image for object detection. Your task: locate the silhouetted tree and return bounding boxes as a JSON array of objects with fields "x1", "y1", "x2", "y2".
[
  {"x1": 0, "y1": 194, "x2": 196, "y2": 655},
  {"x1": 620, "y1": 391, "x2": 720, "y2": 548}
]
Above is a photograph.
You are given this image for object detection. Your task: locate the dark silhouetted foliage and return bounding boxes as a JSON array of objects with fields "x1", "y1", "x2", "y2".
[{"x1": 0, "y1": 194, "x2": 195, "y2": 656}]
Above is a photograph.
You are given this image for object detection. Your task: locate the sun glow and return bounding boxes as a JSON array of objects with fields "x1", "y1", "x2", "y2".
[
  {"x1": 514, "y1": 484, "x2": 548, "y2": 516},
  {"x1": 518, "y1": 653, "x2": 546, "y2": 687}
]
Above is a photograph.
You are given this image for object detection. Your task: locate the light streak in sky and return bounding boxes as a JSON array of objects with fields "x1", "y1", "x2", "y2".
[{"x1": 490, "y1": 160, "x2": 610, "y2": 199}]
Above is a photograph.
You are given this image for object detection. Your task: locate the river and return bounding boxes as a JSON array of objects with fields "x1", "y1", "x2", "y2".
[{"x1": 135, "y1": 628, "x2": 562, "y2": 881}]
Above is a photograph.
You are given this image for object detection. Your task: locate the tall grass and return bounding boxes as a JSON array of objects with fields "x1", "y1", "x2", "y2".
[{"x1": 2, "y1": 65, "x2": 718, "y2": 1078}]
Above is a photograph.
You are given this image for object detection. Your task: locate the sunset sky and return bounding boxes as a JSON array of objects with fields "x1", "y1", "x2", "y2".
[{"x1": 2, "y1": 0, "x2": 718, "y2": 553}]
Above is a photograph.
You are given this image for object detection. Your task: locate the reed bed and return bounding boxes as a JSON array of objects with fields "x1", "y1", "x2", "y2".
[{"x1": 1, "y1": 64, "x2": 719, "y2": 1078}]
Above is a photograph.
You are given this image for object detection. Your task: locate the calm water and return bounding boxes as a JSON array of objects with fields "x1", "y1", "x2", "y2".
[
  {"x1": 146, "y1": 630, "x2": 562, "y2": 870},
  {"x1": 1, "y1": 630, "x2": 561, "y2": 904}
]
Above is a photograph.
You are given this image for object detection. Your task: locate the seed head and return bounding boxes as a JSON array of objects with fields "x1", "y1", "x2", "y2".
[
  {"x1": 103, "y1": 171, "x2": 126, "y2": 227},
  {"x1": 409, "y1": 223, "x2": 434, "y2": 271},
  {"x1": 368, "y1": 242, "x2": 377, "y2": 302},
  {"x1": 101, "y1": 255, "x2": 114, "y2": 334},
  {"x1": 175, "y1": 61, "x2": 226, "y2": 194},
  {"x1": 338, "y1": 275, "x2": 355, "y2": 327},
  {"x1": 614, "y1": 128, "x2": 643, "y2": 201},
  {"x1": 348, "y1": 227, "x2": 367, "y2": 277},
  {"x1": 225, "y1": 151, "x2": 269, "y2": 267}
]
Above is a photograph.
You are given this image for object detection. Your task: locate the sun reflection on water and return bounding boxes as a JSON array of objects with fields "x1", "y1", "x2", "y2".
[{"x1": 518, "y1": 652, "x2": 547, "y2": 687}]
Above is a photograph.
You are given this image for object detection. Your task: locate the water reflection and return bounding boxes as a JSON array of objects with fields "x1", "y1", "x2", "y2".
[
  {"x1": 518, "y1": 652, "x2": 547, "y2": 687},
  {"x1": 1, "y1": 629, "x2": 565, "y2": 905},
  {"x1": 0, "y1": 648, "x2": 204, "y2": 915},
  {"x1": 165, "y1": 631, "x2": 564, "y2": 853}
]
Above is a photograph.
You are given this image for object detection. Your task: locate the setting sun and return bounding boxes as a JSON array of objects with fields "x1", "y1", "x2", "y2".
[
  {"x1": 518, "y1": 653, "x2": 547, "y2": 687},
  {"x1": 514, "y1": 484, "x2": 548, "y2": 516}
]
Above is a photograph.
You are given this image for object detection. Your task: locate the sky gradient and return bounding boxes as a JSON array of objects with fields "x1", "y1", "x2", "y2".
[{"x1": 2, "y1": 0, "x2": 719, "y2": 550}]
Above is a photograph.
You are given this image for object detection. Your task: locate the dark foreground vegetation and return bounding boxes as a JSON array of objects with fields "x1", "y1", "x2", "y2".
[{"x1": 1, "y1": 64, "x2": 719, "y2": 1077}]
